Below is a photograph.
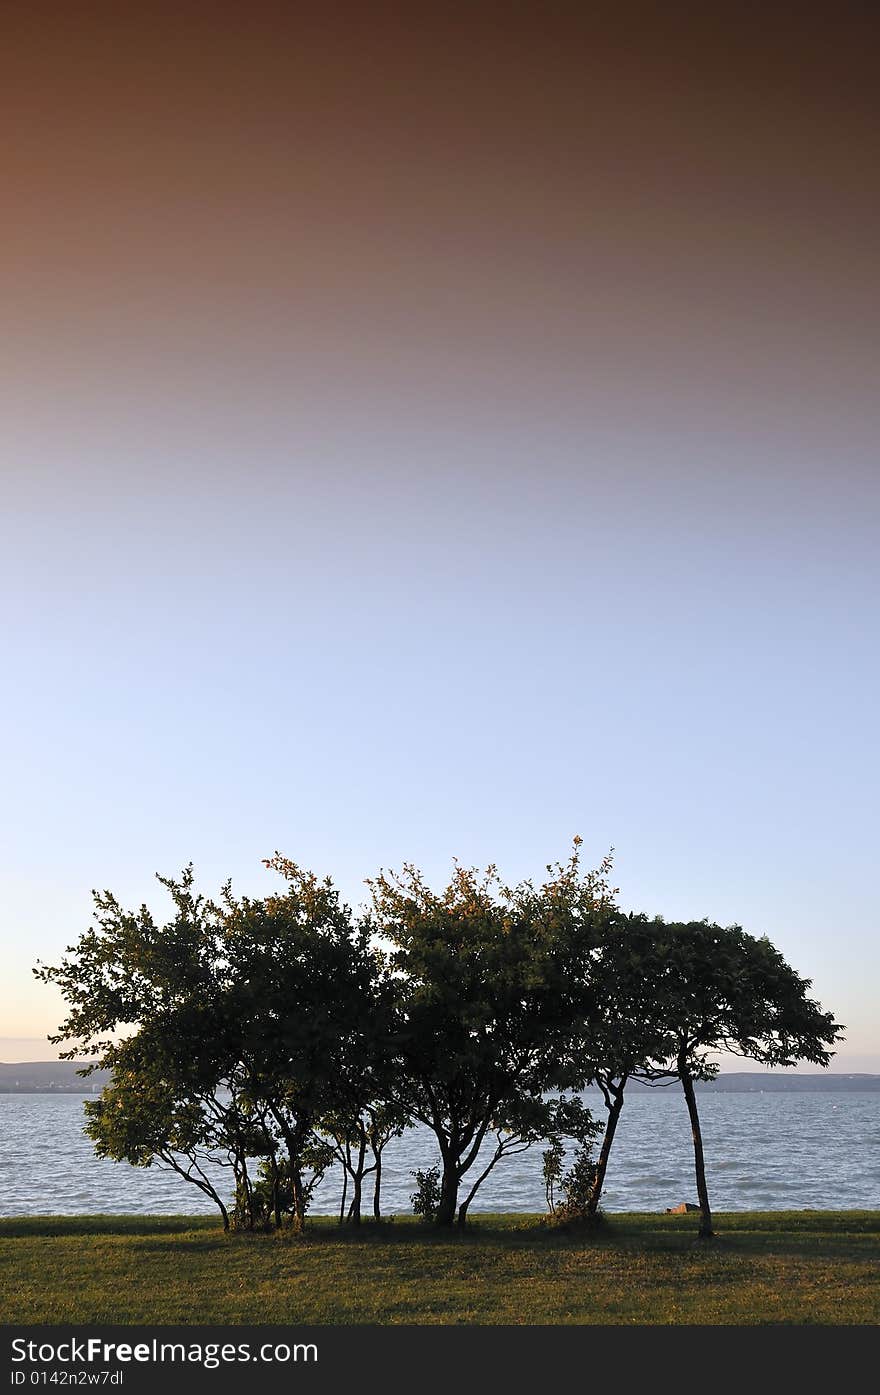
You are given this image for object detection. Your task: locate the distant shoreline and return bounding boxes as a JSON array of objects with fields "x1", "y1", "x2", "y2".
[{"x1": 2, "y1": 1061, "x2": 879, "y2": 1093}]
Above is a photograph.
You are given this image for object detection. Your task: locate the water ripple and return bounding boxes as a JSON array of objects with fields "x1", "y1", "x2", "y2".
[{"x1": 1, "y1": 1091, "x2": 878, "y2": 1217}]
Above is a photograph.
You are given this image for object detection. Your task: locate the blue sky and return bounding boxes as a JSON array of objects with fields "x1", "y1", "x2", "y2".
[
  {"x1": 3, "y1": 413, "x2": 877, "y2": 1068},
  {"x1": 1, "y1": 4, "x2": 877, "y2": 1068}
]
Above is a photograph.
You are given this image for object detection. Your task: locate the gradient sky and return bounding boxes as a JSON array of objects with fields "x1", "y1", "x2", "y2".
[{"x1": 2, "y1": 4, "x2": 878, "y2": 1068}]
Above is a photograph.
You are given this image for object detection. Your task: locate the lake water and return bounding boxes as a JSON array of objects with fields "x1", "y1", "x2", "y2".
[{"x1": 2, "y1": 1091, "x2": 878, "y2": 1217}]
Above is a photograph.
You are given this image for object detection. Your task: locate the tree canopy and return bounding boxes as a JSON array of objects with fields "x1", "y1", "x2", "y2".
[
  {"x1": 35, "y1": 844, "x2": 843, "y2": 1236},
  {"x1": 366, "y1": 843, "x2": 616, "y2": 1225},
  {"x1": 633, "y1": 918, "x2": 842, "y2": 1235}
]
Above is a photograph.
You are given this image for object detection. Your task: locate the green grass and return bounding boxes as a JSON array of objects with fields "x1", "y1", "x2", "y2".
[{"x1": 2, "y1": 1212, "x2": 878, "y2": 1325}]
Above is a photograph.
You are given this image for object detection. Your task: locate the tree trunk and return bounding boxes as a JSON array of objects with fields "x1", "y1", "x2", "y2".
[
  {"x1": 679, "y1": 1062, "x2": 714, "y2": 1238},
  {"x1": 348, "y1": 1132, "x2": 367, "y2": 1225},
  {"x1": 163, "y1": 1152, "x2": 231, "y2": 1231},
  {"x1": 372, "y1": 1150, "x2": 382, "y2": 1221},
  {"x1": 588, "y1": 1078, "x2": 626, "y2": 1216},
  {"x1": 268, "y1": 1154, "x2": 282, "y2": 1230},
  {"x1": 348, "y1": 1173, "x2": 363, "y2": 1225},
  {"x1": 339, "y1": 1167, "x2": 348, "y2": 1224},
  {"x1": 456, "y1": 1142, "x2": 506, "y2": 1227},
  {"x1": 234, "y1": 1157, "x2": 255, "y2": 1229},
  {"x1": 435, "y1": 1163, "x2": 459, "y2": 1227},
  {"x1": 291, "y1": 1165, "x2": 307, "y2": 1232},
  {"x1": 272, "y1": 1112, "x2": 310, "y2": 1233}
]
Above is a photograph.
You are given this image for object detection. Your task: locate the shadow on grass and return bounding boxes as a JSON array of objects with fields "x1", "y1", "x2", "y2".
[
  {"x1": 2, "y1": 1211, "x2": 877, "y2": 1261},
  {"x1": 0, "y1": 1215, "x2": 217, "y2": 1239},
  {"x1": 0, "y1": 1214, "x2": 595, "y2": 1247},
  {"x1": 602, "y1": 1211, "x2": 880, "y2": 1260}
]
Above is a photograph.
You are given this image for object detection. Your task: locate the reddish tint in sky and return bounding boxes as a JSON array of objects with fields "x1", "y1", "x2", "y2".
[
  {"x1": 2, "y1": 4, "x2": 878, "y2": 421},
  {"x1": 1, "y1": 3, "x2": 878, "y2": 1065}
]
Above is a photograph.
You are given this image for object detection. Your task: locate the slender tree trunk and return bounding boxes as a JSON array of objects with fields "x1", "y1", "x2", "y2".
[
  {"x1": 372, "y1": 1150, "x2": 382, "y2": 1221},
  {"x1": 253, "y1": 1150, "x2": 272, "y2": 1229},
  {"x1": 233, "y1": 1158, "x2": 252, "y2": 1229},
  {"x1": 456, "y1": 1143, "x2": 506, "y2": 1227},
  {"x1": 268, "y1": 1154, "x2": 282, "y2": 1230},
  {"x1": 272, "y1": 1112, "x2": 310, "y2": 1232},
  {"x1": 239, "y1": 1148, "x2": 257, "y2": 1229},
  {"x1": 679, "y1": 1062, "x2": 714, "y2": 1238},
  {"x1": 456, "y1": 1173, "x2": 489, "y2": 1228},
  {"x1": 164, "y1": 1155, "x2": 229, "y2": 1231},
  {"x1": 348, "y1": 1174, "x2": 363, "y2": 1225},
  {"x1": 348, "y1": 1133, "x2": 367, "y2": 1225},
  {"x1": 339, "y1": 1167, "x2": 348, "y2": 1224},
  {"x1": 588, "y1": 1078, "x2": 626, "y2": 1216},
  {"x1": 291, "y1": 1165, "x2": 307, "y2": 1232}
]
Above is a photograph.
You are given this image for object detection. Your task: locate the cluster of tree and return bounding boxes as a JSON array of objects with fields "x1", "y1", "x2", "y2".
[{"x1": 35, "y1": 842, "x2": 842, "y2": 1239}]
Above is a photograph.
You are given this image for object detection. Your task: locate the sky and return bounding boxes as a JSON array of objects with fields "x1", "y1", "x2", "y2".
[{"x1": 1, "y1": 3, "x2": 878, "y2": 1069}]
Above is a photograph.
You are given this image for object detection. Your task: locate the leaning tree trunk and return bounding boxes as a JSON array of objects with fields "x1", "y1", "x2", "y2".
[
  {"x1": 163, "y1": 1154, "x2": 230, "y2": 1231},
  {"x1": 456, "y1": 1139, "x2": 507, "y2": 1228},
  {"x1": 338, "y1": 1167, "x2": 348, "y2": 1224},
  {"x1": 455, "y1": 1177, "x2": 486, "y2": 1229},
  {"x1": 214, "y1": 1196, "x2": 230, "y2": 1231},
  {"x1": 679, "y1": 1060, "x2": 714, "y2": 1238},
  {"x1": 588, "y1": 1077, "x2": 627, "y2": 1216}
]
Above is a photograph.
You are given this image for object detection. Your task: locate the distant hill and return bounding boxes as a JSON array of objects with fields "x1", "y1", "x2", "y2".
[
  {"x1": 1, "y1": 1060, "x2": 878, "y2": 1094},
  {"x1": 0, "y1": 1061, "x2": 110, "y2": 1092},
  {"x1": 626, "y1": 1072, "x2": 880, "y2": 1093}
]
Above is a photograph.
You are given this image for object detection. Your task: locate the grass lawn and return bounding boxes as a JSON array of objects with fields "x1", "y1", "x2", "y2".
[{"x1": 1, "y1": 1211, "x2": 878, "y2": 1325}]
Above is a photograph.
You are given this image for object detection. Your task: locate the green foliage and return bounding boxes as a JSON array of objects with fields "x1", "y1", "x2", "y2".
[
  {"x1": 34, "y1": 841, "x2": 844, "y2": 1240},
  {"x1": 622, "y1": 916, "x2": 844, "y2": 1077},
  {"x1": 542, "y1": 1138, "x2": 565, "y2": 1214},
  {"x1": 626, "y1": 917, "x2": 845, "y2": 1236},
  {"x1": 367, "y1": 841, "x2": 615, "y2": 1224},
  {"x1": 556, "y1": 1148, "x2": 601, "y2": 1221},
  {"x1": 237, "y1": 1146, "x2": 336, "y2": 1230},
  {"x1": 409, "y1": 1166, "x2": 442, "y2": 1221},
  {"x1": 36, "y1": 859, "x2": 384, "y2": 1230},
  {"x1": 541, "y1": 1094, "x2": 604, "y2": 1217}
]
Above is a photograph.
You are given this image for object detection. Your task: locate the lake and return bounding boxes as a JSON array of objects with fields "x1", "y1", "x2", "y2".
[{"x1": 2, "y1": 1091, "x2": 878, "y2": 1217}]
